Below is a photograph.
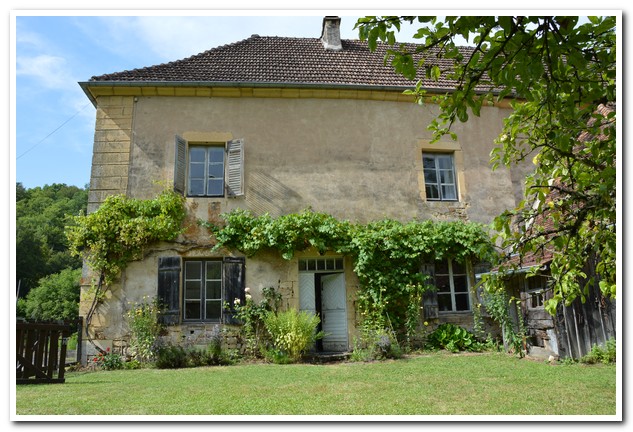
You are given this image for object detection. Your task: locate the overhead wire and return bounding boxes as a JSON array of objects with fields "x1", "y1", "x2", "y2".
[{"x1": 16, "y1": 101, "x2": 93, "y2": 160}]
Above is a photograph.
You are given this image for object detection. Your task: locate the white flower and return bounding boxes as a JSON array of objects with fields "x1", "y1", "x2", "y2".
[
  {"x1": 234, "y1": 298, "x2": 241, "y2": 305},
  {"x1": 245, "y1": 293, "x2": 252, "y2": 300},
  {"x1": 244, "y1": 287, "x2": 251, "y2": 294}
]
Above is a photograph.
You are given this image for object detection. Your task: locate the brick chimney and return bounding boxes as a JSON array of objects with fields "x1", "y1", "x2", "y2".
[{"x1": 321, "y1": 16, "x2": 342, "y2": 51}]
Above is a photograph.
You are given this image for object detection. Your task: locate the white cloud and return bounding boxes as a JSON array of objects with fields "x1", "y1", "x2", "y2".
[{"x1": 15, "y1": 54, "x2": 75, "y2": 90}]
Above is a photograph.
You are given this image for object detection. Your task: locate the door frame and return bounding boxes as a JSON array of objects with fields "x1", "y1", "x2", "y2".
[{"x1": 298, "y1": 258, "x2": 347, "y2": 352}]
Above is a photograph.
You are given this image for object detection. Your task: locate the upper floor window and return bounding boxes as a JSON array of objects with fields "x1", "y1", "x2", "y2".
[
  {"x1": 423, "y1": 153, "x2": 458, "y2": 201},
  {"x1": 188, "y1": 146, "x2": 225, "y2": 197},
  {"x1": 174, "y1": 136, "x2": 244, "y2": 198}
]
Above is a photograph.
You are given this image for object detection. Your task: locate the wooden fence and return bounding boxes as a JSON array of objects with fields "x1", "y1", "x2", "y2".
[{"x1": 16, "y1": 320, "x2": 78, "y2": 384}]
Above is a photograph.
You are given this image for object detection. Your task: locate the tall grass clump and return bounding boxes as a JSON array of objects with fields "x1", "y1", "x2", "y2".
[{"x1": 263, "y1": 309, "x2": 324, "y2": 363}]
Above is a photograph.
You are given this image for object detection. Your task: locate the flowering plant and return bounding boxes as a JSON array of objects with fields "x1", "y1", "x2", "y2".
[
  {"x1": 93, "y1": 347, "x2": 123, "y2": 370},
  {"x1": 126, "y1": 296, "x2": 164, "y2": 362}
]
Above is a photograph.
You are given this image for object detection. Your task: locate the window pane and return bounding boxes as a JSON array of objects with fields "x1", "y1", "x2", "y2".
[
  {"x1": 426, "y1": 184, "x2": 439, "y2": 200},
  {"x1": 298, "y1": 260, "x2": 307, "y2": 271},
  {"x1": 208, "y1": 147, "x2": 225, "y2": 163},
  {"x1": 207, "y1": 179, "x2": 224, "y2": 196},
  {"x1": 424, "y1": 169, "x2": 437, "y2": 184},
  {"x1": 441, "y1": 185, "x2": 457, "y2": 200},
  {"x1": 189, "y1": 147, "x2": 206, "y2": 162},
  {"x1": 451, "y1": 260, "x2": 466, "y2": 274},
  {"x1": 437, "y1": 155, "x2": 453, "y2": 169},
  {"x1": 208, "y1": 163, "x2": 224, "y2": 179},
  {"x1": 206, "y1": 261, "x2": 222, "y2": 280},
  {"x1": 453, "y1": 275, "x2": 468, "y2": 293},
  {"x1": 423, "y1": 156, "x2": 436, "y2": 169},
  {"x1": 335, "y1": 258, "x2": 344, "y2": 270},
  {"x1": 206, "y1": 300, "x2": 222, "y2": 320},
  {"x1": 185, "y1": 301, "x2": 201, "y2": 320},
  {"x1": 455, "y1": 293, "x2": 470, "y2": 311},
  {"x1": 436, "y1": 275, "x2": 451, "y2": 293},
  {"x1": 440, "y1": 169, "x2": 454, "y2": 184},
  {"x1": 189, "y1": 163, "x2": 205, "y2": 179},
  {"x1": 185, "y1": 261, "x2": 202, "y2": 279},
  {"x1": 317, "y1": 260, "x2": 325, "y2": 270},
  {"x1": 185, "y1": 281, "x2": 201, "y2": 299},
  {"x1": 206, "y1": 280, "x2": 222, "y2": 300},
  {"x1": 189, "y1": 179, "x2": 205, "y2": 196},
  {"x1": 438, "y1": 294, "x2": 452, "y2": 311}
]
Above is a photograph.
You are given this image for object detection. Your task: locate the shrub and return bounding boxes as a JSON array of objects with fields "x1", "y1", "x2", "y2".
[
  {"x1": 93, "y1": 347, "x2": 124, "y2": 370},
  {"x1": 229, "y1": 286, "x2": 280, "y2": 358},
  {"x1": 580, "y1": 338, "x2": 616, "y2": 364},
  {"x1": 262, "y1": 309, "x2": 324, "y2": 363},
  {"x1": 155, "y1": 345, "x2": 188, "y2": 369},
  {"x1": 351, "y1": 327, "x2": 403, "y2": 361},
  {"x1": 426, "y1": 323, "x2": 484, "y2": 353}
]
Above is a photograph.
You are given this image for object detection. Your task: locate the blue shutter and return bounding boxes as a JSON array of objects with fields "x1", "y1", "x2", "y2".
[{"x1": 225, "y1": 139, "x2": 244, "y2": 197}]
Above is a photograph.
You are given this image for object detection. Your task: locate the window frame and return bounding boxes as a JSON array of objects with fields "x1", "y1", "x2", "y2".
[
  {"x1": 174, "y1": 136, "x2": 244, "y2": 198},
  {"x1": 187, "y1": 144, "x2": 226, "y2": 197},
  {"x1": 426, "y1": 259, "x2": 471, "y2": 313},
  {"x1": 422, "y1": 152, "x2": 459, "y2": 202},
  {"x1": 183, "y1": 259, "x2": 224, "y2": 323}
]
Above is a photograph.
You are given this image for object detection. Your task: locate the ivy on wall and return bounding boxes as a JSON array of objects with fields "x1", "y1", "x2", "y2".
[
  {"x1": 208, "y1": 208, "x2": 497, "y2": 340},
  {"x1": 66, "y1": 189, "x2": 187, "y2": 287}
]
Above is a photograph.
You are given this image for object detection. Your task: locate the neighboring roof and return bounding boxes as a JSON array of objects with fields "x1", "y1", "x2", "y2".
[{"x1": 86, "y1": 35, "x2": 477, "y2": 92}]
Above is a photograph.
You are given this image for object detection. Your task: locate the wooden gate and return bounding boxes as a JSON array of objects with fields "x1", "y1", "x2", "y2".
[{"x1": 16, "y1": 321, "x2": 76, "y2": 384}]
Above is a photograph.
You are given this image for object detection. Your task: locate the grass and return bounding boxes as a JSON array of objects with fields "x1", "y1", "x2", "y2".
[{"x1": 14, "y1": 352, "x2": 617, "y2": 417}]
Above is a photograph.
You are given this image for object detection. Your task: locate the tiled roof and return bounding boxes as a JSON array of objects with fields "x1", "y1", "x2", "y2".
[{"x1": 89, "y1": 35, "x2": 476, "y2": 91}]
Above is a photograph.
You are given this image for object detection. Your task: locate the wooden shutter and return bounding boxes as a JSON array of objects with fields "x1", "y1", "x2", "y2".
[
  {"x1": 223, "y1": 257, "x2": 246, "y2": 324},
  {"x1": 157, "y1": 257, "x2": 181, "y2": 325},
  {"x1": 174, "y1": 136, "x2": 187, "y2": 195},
  {"x1": 421, "y1": 263, "x2": 439, "y2": 320},
  {"x1": 225, "y1": 139, "x2": 244, "y2": 197},
  {"x1": 423, "y1": 290, "x2": 439, "y2": 320}
]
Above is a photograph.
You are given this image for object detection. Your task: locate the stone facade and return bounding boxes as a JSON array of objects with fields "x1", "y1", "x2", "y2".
[{"x1": 78, "y1": 86, "x2": 526, "y2": 363}]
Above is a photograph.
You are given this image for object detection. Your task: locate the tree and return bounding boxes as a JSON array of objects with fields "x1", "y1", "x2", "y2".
[
  {"x1": 356, "y1": 16, "x2": 617, "y2": 310},
  {"x1": 17, "y1": 268, "x2": 81, "y2": 321},
  {"x1": 15, "y1": 183, "x2": 88, "y2": 297}
]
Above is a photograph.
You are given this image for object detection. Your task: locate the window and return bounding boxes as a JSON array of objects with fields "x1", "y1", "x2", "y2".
[
  {"x1": 157, "y1": 256, "x2": 245, "y2": 324},
  {"x1": 184, "y1": 260, "x2": 223, "y2": 321},
  {"x1": 174, "y1": 136, "x2": 244, "y2": 198},
  {"x1": 188, "y1": 146, "x2": 225, "y2": 197},
  {"x1": 423, "y1": 153, "x2": 458, "y2": 201},
  {"x1": 425, "y1": 259, "x2": 470, "y2": 312},
  {"x1": 526, "y1": 275, "x2": 548, "y2": 309}
]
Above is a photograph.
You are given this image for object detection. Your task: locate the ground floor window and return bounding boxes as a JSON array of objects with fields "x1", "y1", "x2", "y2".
[
  {"x1": 158, "y1": 256, "x2": 245, "y2": 324},
  {"x1": 424, "y1": 259, "x2": 470, "y2": 312},
  {"x1": 184, "y1": 260, "x2": 223, "y2": 321}
]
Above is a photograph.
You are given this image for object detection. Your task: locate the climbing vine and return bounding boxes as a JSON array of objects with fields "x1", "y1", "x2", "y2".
[
  {"x1": 208, "y1": 208, "x2": 497, "y2": 342},
  {"x1": 66, "y1": 189, "x2": 186, "y2": 286}
]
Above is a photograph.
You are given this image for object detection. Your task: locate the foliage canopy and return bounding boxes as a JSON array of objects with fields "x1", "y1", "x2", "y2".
[
  {"x1": 65, "y1": 189, "x2": 186, "y2": 286},
  {"x1": 16, "y1": 183, "x2": 88, "y2": 297},
  {"x1": 356, "y1": 16, "x2": 617, "y2": 310}
]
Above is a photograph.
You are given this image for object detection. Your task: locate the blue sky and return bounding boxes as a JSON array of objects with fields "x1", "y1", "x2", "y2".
[{"x1": 13, "y1": 12, "x2": 425, "y2": 190}]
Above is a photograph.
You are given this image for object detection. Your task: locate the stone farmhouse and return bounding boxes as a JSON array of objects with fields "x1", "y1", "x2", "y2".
[{"x1": 78, "y1": 16, "x2": 534, "y2": 361}]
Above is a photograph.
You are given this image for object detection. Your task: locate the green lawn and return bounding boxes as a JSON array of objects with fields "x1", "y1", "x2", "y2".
[{"x1": 14, "y1": 352, "x2": 617, "y2": 417}]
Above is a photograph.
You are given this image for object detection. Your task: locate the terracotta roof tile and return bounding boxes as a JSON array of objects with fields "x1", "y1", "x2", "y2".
[{"x1": 89, "y1": 35, "x2": 477, "y2": 91}]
